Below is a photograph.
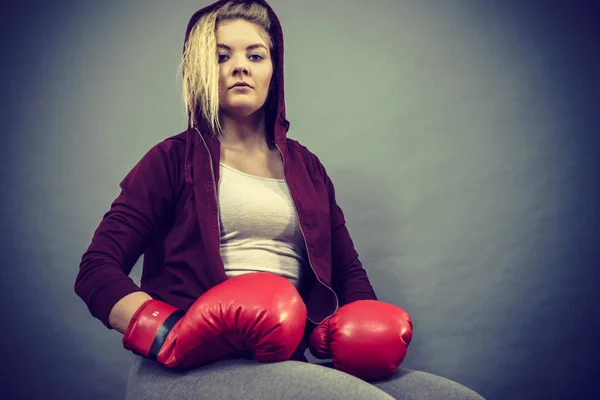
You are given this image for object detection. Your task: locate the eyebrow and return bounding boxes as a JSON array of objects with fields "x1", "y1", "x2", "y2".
[{"x1": 217, "y1": 43, "x2": 268, "y2": 52}]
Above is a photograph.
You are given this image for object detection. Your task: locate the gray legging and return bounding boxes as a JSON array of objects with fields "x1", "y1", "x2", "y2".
[{"x1": 124, "y1": 356, "x2": 485, "y2": 399}]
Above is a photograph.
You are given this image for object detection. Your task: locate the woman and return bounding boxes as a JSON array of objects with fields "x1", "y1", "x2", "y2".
[{"x1": 74, "y1": 1, "x2": 485, "y2": 399}]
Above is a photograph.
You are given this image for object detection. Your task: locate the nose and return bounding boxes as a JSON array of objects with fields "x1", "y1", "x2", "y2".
[{"x1": 232, "y1": 63, "x2": 249, "y2": 77}]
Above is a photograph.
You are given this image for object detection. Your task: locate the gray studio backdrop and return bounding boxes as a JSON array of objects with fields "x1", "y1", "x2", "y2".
[{"x1": 1, "y1": 0, "x2": 598, "y2": 399}]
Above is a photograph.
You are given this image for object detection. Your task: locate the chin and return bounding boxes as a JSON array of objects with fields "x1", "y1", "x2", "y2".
[{"x1": 221, "y1": 102, "x2": 264, "y2": 118}]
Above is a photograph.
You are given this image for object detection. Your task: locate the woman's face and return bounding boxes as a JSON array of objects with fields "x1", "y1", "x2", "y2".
[{"x1": 216, "y1": 19, "x2": 273, "y2": 118}]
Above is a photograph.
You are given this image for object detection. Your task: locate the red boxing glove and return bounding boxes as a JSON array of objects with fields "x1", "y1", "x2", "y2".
[
  {"x1": 122, "y1": 272, "x2": 307, "y2": 368},
  {"x1": 309, "y1": 299, "x2": 413, "y2": 381}
]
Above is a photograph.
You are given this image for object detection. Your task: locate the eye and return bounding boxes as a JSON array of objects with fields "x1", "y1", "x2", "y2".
[
  {"x1": 218, "y1": 54, "x2": 229, "y2": 63},
  {"x1": 248, "y1": 54, "x2": 264, "y2": 62}
]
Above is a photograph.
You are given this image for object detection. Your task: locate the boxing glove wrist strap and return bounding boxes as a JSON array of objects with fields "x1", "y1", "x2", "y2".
[{"x1": 122, "y1": 299, "x2": 185, "y2": 361}]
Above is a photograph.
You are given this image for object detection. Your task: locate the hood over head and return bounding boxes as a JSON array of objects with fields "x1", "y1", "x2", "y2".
[{"x1": 182, "y1": 0, "x2": 290, "y2": 145}]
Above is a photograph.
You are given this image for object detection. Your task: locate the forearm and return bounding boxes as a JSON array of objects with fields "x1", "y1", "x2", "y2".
[
  {"x1": 334, "y1": 259, "x2": 378, "y2": 306},
  {"x1": 108, "y1": 291, "x2": 154, "y2": 334},
  {"x1": 330, "y1": 224, "x2": 377, "y2": 305}
]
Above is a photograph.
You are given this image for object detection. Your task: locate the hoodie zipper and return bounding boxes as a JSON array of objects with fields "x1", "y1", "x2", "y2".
[
  {"x1": 196, "y1": 129, "x2": 221, "y2": 248},
  {"x1": 275, "y1": 143, "x2": 339, "y2": 325}
]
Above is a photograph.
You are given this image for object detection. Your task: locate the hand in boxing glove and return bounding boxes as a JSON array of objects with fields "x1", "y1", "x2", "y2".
[
  {"x1": 122, "y1": 272, "x2": 307, "y2": 369},
  {"x1": 309, "y1": 299, "x2": 412, "y2": 381}
]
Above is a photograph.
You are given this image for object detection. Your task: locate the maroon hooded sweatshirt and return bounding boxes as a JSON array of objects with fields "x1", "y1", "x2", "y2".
[{"x1": 74, "y1": 0, "x2": 377, "y2": 362}]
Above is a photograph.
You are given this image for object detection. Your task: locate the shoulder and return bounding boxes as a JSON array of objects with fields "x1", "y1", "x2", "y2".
[
  {"x1": 156, "y1": 130, "x2": 187, "y2": 156},
  {"x1": 135, "y1": 130, "x2": 187, "y2": 167},
  {"x1": 120, "y1": 130, "x2": 188, "y2": 189},
  {"x1": 285, "y1": 137, "x2": 327, "y2": 178}
]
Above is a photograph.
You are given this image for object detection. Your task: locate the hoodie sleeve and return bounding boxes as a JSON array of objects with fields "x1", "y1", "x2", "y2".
[
  {"x1": 74, "y1": 141, "x2": 182, "y2": 329},
  {"x1": 313, "y1": 157, "x2": 378, "y2": 306}
]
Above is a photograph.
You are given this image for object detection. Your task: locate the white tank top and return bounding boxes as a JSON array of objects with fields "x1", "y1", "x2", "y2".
[{"x1": 218, "y1": 162, "x2": 308, "y2": 292}]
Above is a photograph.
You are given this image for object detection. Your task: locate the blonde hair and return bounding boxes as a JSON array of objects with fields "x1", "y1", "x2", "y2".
[{"x1": 179, "y1": 1, "x2": 274, "y2": 137}]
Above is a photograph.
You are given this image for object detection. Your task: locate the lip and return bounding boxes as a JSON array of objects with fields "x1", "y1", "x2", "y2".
[{"x1": 230, "y1": 82, "x2": 252, "y2": 89}]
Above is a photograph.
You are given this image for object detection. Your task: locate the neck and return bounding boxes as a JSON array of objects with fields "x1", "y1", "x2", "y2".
[{"x1": 219, "y1": 109, "x2": 272, "y2": 153}]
